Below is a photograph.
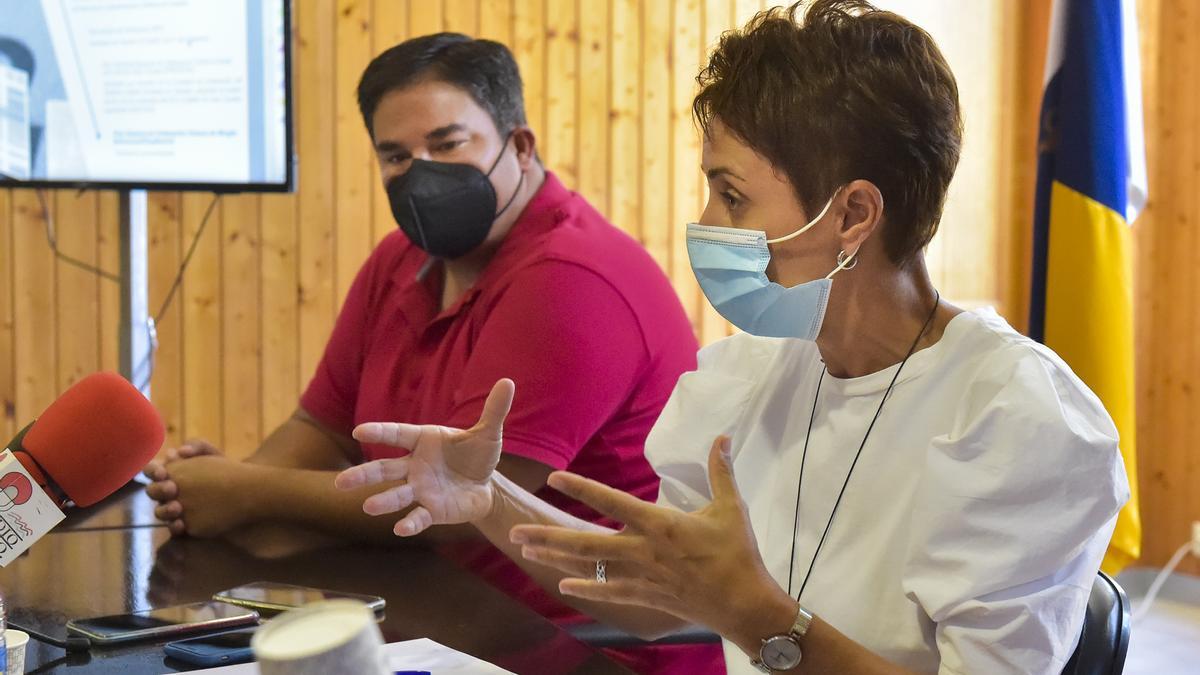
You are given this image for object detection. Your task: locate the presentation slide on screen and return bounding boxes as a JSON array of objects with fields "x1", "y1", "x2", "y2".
[{"x1": 0, "y1": 0, "x2": 287, "y2": 186}]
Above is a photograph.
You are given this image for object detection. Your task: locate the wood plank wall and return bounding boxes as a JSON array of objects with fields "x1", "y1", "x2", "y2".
[
  {"x1": 1133, "y1": 0, "x2": 1200, "y2": 575},
  {"x1": 0, "y1": 1, "x2": 1193, "y2": 570}
]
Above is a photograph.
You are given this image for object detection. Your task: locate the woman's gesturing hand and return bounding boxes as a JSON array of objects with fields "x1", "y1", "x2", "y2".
[{"x1": 509, "y1": 435, "x2": 795, "y2": 649}]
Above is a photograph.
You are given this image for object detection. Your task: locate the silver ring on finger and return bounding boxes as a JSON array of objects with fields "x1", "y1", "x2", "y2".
[{"x1": 595, "y1": 559, "x2": 608, "y2": 584}]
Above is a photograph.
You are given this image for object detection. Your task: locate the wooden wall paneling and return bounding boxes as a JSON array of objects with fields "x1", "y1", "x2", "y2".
[
  {"x1": 220, "y1": 196, "x2": 263, "y2": 459},
  {"x1": 545, "y1": 0, "x2": 579, "y2": 188},
  {"x1": 297, "y1": 0, "x2": 339, "y2": 386},
  {"x1": 180, "y1": 193, "x2": 224, "y2": 448},
  {"x1": 0, "y1": 189, "x2": 12, "y2": 438},
  {"x1": 11, "y1": 189, "x2": 58, "y2": 422},
  {"x1": 1131, "y1": 0, "x2": 1159, "y2": 445},
  {"x1": 1132, "y1": 0, "x2": 1162, "y2": 571},
  {"x1": 994, "y1": 0, "x2": 1049, "y2": 330},
  {"x1": 734, "y1": 0, "x2": 762, "y2": 27},
  {"x1": 444, "y1": 0, "x2": 481, "y2": 34},
  {"x1": 371, "y1": 0, "x2": 410, "y2": 247},
  {"x1": 669, "y1": 0, "x2": 704, "y2": 333},
  {"x1": 260, "y1": 192, "x2": 300, "y2": 437},
  {"x1": 918, "y1": 1, "x2": 1005, "y2": 308},
  {"x1": 479, "y1": 0, "x2": 514, "y2": 44},
  {"x1": 146, "y1": 193, "x2": 184, "y2": 446},
  {"x1": 703, "y1": 0, "x2": 733, "y2": 46},
  {"x1": 1136, "y1": 0, "x2": 1200, "y2": 574},
  {"x1": 640, "y1": 0, "x2": 671, "y2": 271},
  {"x1": 52, "y1": 190, "x2": 100, "y2": 392},
  {"x1": 945, "y1": 1, "x2": 1004, "y2": 308},
  {"x1": 577, "y1": 0, "x2": 610, "y2": 218},
  {"x1": 609, "y1": 0, "x2": 641, "y2": 239},
  {"x1": 95, "y1": 192, "x2": 120, "y2": 375},
  {"x1": 335, "y1": 0, "x2": 377, "y2": 306},
  {"x1": 698, "y1": 0, "x2": 735, "y2": 345},
  {"x1": 513, "y1": 1, "x2": 547, "y2": 158},
  {"x1": 374, "y1": 0, "x2": 410, "y2": 48},
  {"x1": 410, "y1": 0, "x2": 446, "y2": 36},
  {"x1": 256, "y1": 2, "x2": 304, "y2": 433}
]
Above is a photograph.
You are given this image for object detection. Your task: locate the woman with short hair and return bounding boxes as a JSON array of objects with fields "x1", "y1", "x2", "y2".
[{"x1": 337, "y1": 3, "x2": 1128, "y2": 673}]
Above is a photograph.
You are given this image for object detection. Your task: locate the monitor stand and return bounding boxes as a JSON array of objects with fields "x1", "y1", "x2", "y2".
[{"x1": 117, "y1": 189, "x2": 152, "y2": 398}]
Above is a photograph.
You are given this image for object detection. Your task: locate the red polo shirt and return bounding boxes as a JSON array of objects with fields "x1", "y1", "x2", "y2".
[{"x1": 301, "y1": 173, "x2": 722, "y2": 674}]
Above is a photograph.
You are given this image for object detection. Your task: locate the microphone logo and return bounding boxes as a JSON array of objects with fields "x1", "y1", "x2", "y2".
[
  {"x1": 0, "y1": 471, "x2": 34, "y2": 511},
  {"x1": 0, "y1": 451, "x2": 66, "y2": 566}
]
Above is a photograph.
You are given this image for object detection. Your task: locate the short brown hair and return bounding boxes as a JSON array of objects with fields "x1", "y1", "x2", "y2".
[
  {"x1": 693, "y1": 0, "x2": 962, "y2": 266},
  {"x1": 358, "y1": 33, "x2": 526, "y2": 139}
]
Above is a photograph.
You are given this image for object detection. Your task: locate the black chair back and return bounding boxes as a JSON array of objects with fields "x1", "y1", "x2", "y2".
[{"x1": 1061, "y1": 571, "x2": 1131, "y2": 675}]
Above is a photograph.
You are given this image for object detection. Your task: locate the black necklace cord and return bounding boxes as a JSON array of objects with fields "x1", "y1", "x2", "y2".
[{"x1": 786, "y1": 291, "x2": 941, "y2": 600}]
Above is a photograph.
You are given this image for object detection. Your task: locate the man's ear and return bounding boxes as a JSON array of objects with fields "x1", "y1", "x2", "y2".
[{"x1": 511, "y1": 126, "x2": 539, "y2": 170}]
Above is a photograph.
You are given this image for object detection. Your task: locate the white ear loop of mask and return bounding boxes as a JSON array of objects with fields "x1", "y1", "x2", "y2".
[
  {"x1": 761, "y1": 189, "x2": 858, "y2": 279},
  {"x1": 765, "y1": 193, "x2": 839, "y2": 245}
]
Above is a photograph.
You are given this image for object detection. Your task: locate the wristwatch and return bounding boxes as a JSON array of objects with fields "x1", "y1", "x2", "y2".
[{"x1": 751, "y1": 603, "x2": 813, "y2": 673}]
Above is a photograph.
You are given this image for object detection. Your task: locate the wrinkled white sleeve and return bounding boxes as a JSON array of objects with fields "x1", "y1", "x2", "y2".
[
  {"x1": 645, "y1": 335, "x2": 766, "y2": 513},
  {"x1": 903, "y1": 346, "x2": 1130, "y2": 675}
]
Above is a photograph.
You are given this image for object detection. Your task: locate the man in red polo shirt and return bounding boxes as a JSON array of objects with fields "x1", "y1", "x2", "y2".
[{"x1": 142, "y1": 34, "x2": 719, "y2": 673}]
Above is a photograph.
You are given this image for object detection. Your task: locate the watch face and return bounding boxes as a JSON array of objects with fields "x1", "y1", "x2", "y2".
[{"x1": 761, "y1": 635, "x2": 803, "y2": 670}]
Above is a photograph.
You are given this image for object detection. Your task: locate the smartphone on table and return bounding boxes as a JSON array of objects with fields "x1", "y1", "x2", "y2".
[
  {"x1": 65, "y1": 601, "x2": 259, "y2": 645},
  {"x1": 163, "y1": 627, "x2": 258, "y2": 667},
  {"x1": 212, "y1": 581, "x2": 386, "y2": 614}
]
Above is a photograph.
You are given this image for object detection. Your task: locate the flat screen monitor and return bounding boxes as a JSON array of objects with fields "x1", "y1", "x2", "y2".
[{"x1": 0, "y1": 0, "x2": 293, "y2": 192}]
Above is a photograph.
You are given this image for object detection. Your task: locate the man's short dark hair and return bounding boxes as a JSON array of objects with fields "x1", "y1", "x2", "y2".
[
  {"x1": 693, "y1": 0, "x2": 963, "y2": 266},
  {"x1": 357, "y1": 33, "x2": 527, "y2": 139}
]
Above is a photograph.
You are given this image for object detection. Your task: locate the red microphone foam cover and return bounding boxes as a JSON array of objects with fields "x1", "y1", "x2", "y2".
[{"x1": 21, "y1": 372, "x2": 164, "y2": 507}]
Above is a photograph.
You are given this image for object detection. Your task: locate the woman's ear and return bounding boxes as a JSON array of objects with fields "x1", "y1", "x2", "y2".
[
  {"x1": 512, "y1": 126, "x2": 539, "y2": 170},
  {"x1": 838, "y1": 179, "x2": 884, "y2": 255}
]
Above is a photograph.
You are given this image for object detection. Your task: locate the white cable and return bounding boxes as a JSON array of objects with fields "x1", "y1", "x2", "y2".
[{"x1": 1131, "y1": 541, "x2": 1193, "y2": 624}]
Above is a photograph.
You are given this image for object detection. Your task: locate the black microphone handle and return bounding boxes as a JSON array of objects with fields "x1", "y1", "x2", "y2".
[
  {"x1": 6, "y1": 619, "x2": 91, "y2": 652},
  {"x1": 3, "y1": 420, "x2": 34, "y2": 455}
]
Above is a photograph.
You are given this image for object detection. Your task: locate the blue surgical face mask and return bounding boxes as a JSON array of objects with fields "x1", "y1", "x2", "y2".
[{"x1": 686, "y1": 195, "x2": 855, "y2": 340}]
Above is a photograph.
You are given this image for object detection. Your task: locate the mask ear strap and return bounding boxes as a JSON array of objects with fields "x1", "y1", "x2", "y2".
[
  {"x1": 487, "y1": 129, "x2": 524, "y2": 219},
  {"x1": 485, "y1": 130, "x2": 517, "y2": 177},
  {"x1": 494, "y1": 170, "x2": 526, "y2": 219},
  {"x1": 767, "y1": 190, "x2": 839, "y2": 245}
]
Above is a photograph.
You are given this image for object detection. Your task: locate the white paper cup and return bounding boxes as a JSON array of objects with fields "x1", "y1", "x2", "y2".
[
  {"x1": 5, "y1": 629, "x2": 29, "y2": 675},
  {"x1": 252, "y1": 600, "x2": 387, "y2": 675}
]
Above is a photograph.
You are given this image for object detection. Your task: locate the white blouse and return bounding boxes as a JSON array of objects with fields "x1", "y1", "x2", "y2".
[{"x1": 645, "y1": 308, "x2": 1129, "y2": 675}]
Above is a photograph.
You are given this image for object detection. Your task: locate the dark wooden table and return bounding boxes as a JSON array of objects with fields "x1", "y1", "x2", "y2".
[
  {"x1": 56, "y1": 480, "x2": 162, "y2": 531},
  {"x1": 0, "y1": 487, "x2": 628, "y2": 674}
]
